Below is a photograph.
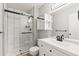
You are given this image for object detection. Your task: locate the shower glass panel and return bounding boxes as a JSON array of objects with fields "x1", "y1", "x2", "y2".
[
  {"x1": 19, "y1": 15, "x2": 33, "y2": 52},
  {"x1": 7, "y1": 12, "x2": 15, "y2": 56},
  {"x1": 4, "y1": 10, "x2": 33, "y2": 56}
]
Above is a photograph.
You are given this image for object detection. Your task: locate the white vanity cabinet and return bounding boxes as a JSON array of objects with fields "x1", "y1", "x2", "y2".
[{"x1": 38, "y1": 39, "x2": 70, "y2": 56}]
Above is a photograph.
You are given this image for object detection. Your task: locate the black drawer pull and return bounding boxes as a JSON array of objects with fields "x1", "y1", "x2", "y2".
[
  {"x1": 44, "y1": 54, "x2": 46, "y2": 56},
  {"x1": 41, "y1": 45, "x2": 43, "y2": 47},
  {"x1": 50, "y1": 50, "x2": 52, "y2": 52}
]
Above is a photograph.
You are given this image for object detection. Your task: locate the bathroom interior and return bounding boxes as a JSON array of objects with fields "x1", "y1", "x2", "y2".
[{"x1": 0, "y1": 3, "x2": 79, "y2": 56}]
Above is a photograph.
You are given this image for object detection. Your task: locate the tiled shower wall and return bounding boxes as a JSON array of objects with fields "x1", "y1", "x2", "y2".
[{"x1": 4, "y1": 4, "x2": 34, "y2": 55}]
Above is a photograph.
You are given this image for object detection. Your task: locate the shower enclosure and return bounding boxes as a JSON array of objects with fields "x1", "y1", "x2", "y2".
[
  {"x1": 0, "y1": 3, "x2": 39, "y2": 56},
  {"x1": 4, "y1": 6, "x2": 34, "y2": 56}
]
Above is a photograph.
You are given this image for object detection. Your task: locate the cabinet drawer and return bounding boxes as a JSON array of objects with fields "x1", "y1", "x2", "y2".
[
  {"x1": 38, "y1": 40, "x2": 69, "y2": 56},
  {"x1": 49, "y1": 48, "x2": 67, "y2": 56},
  {"x1": 39, "y1": 46, "x2": 68, "y2": 56},
  {"x1": 39, "y1": 50, "x2": 51, "y2": 56}
]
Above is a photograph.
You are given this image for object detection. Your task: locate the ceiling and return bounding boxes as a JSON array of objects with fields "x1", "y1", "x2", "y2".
[{"x1": 7, "y1": 3, "x2": 44, "y2": 12}]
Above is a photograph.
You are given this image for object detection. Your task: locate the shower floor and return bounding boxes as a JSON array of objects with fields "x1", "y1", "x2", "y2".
[{"x1": 17, "y1": 51, "x2": 32, "y2": 56}]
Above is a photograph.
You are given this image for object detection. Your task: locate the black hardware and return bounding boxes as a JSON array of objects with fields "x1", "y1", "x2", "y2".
[
  {"x1": 41, "y1": 45, "x2": 43, "y2": 47},
  {"x1": 37, "y1": 17, "x2": 44, "y2": 20},
  {"x1": 49, "y1": 50, "x2": 52, "y2": 52},
  {"x1": 56, "y1": 35, "x2": 61, "y2": 41},
  {"x1": 0, "y1": 32, "x2": 3, "y2": 33},
  {"x1": 4, "y1": 9, "x2": 21, "y2": 15},
  {"x1": 56, "y1": 34, "x2": 64, "y2": 42},
  {"x1": 78, "y1": 11, "x2": 79, "y2": 20},
  {"x1": 4, "y1": 9, "x2": 34, "y2": 18},
  {"x1": 44, "y1": 54, "x2": 46, "y2": 56}
]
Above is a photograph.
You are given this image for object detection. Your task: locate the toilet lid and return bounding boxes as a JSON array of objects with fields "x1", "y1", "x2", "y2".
[{"x1": 30, "y1": 46, "x2": 39, "y2": 51}]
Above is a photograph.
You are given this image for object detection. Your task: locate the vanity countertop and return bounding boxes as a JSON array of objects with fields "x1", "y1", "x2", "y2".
[{"x1": 38, "y1": 37, "x2": 79, "y2": 56}]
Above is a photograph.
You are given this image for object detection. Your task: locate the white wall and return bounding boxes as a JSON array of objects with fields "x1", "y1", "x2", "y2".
[
  {"x1": 53, "y1": 3, "x2": 79, "y2": 38},
  {"x1": 69, "y1": 9, "x2": 79, "y2": 40},
  {"x1": 39, "y1": 3, "x2": 52, "y2": 17}
]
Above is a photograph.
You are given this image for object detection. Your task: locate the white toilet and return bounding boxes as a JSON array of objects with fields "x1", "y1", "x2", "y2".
[{"x1": 29, "y1": 46, "x2": 39, "y2": 56}]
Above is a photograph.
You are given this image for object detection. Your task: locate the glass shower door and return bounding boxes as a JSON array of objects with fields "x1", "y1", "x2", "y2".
[
  {"x1": 4, "y1": 12, "x2": 21, "y2": 56},
  {"x1": 19, "y1": 16, "x2": 33, "y2": 52},
  {"x1": 4, "y1": 11, "x2": 33, "y2": 56},
  {"x1": 7, "y1": 12, "x2": 15, "y2": 56}
]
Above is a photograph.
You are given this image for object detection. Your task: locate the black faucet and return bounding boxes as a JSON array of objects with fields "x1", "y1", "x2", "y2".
[
  {"x1": 60, "y1": 34, "x2": 64, "y2": 41},
  {"x1": 56, "y1": 34, "x2": 64, "y2": 42}
]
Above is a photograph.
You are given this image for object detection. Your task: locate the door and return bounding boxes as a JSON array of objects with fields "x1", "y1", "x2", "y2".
[{"x1": 69, "y1": 12, "x2": 79, "y2": 39}]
